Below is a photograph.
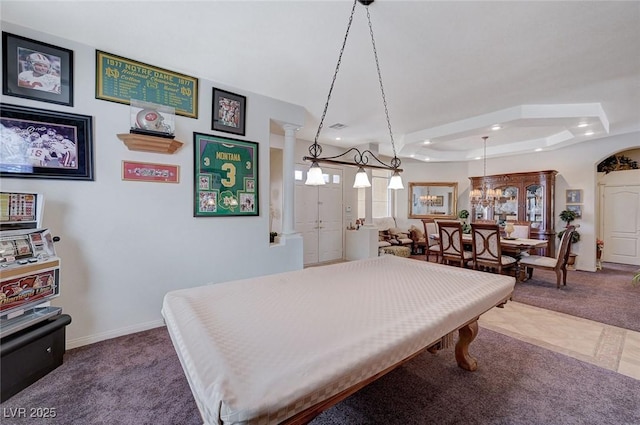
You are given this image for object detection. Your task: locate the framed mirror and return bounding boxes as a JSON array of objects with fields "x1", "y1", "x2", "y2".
[{"x1": 408, "y1": 182, "x2": 458, "y2": 219}]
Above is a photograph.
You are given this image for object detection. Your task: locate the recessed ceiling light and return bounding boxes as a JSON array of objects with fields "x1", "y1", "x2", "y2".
[
  {"x1": 335, "y1": 137, "x2": 341, "y2": 141},
  {"x1": 423, "y1": 140, "x2": 431, "y2": 145},
  {"x1": 535, "y1": 148, "x2": 543, "y2": 152},
  {"x1": 410, "y1": 154, "x2": 415, "y2": 158},
  {"x1": 491, "y1": 124, "x2": 501, "y2": 131},
  {"x1": 474, "y1": 156, "x2": 482, "y2": 160},
  {"x1": 424, "y1": 158, "x2": 430, "y2": 161},
  {"x1": 578, "y1": 122, "x2": 588, "y2": 128},
  {"x1": 584, "y1": 131, "x2": 594, "y2": 136}
]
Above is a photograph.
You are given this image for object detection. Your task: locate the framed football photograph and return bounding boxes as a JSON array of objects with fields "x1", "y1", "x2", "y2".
[
  {"x1": 211, "y1": 87, "x2": 246, "y2": 136},
  {"x1": 0, "y1": 103, "x2": 94, "y2": 180},
  {"x1": 2, "y1": 32, "x2": 74, "y2": 106}
]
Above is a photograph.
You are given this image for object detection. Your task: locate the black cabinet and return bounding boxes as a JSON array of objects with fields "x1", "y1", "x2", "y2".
[{"x1": 1, "y1": 314, "x2": 72, "y2": 402}]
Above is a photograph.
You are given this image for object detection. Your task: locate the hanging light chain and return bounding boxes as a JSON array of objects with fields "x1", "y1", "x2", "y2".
[
  {"x1": 365, "y1": 3, "x2": 398, "y2": 164},
  {"x1": 312, "y1": 0, "x2": 358, "y2": 151}
]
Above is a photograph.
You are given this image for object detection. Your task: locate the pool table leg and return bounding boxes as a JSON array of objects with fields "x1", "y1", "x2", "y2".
[{"x1": 455, "y1": 320, "x2": 479, "y2": 371}]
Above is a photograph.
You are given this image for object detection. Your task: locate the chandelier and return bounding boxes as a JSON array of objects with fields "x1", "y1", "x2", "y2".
[
  {"x1": 469, "y1": 136, "x2": 502, "y2": 208},
  {"x1": 419, "y1": 189, "x2": 437, "y2": 206},
  {"x1": 303, "y1": 0, "x2": 403, "y2": 190}
]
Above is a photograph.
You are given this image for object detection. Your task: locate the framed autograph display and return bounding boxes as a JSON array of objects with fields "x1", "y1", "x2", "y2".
[
  {"x1": 0, "y1": 103, "x2": 94, "y2": 180},
  {"x1": 194, "y1": 132, "x2": 258, "y2": 217},
  {"x1": 2, "y1": 32, "x2": 74, "y2": 106}
]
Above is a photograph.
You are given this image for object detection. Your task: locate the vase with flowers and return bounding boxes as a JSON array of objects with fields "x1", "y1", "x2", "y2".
[
  {"x1": 596, "y1": 239, "x2": 604, "y2": 270},
  {"x1": 596, "y1": 239, "x2": 604, "y2": 259}
]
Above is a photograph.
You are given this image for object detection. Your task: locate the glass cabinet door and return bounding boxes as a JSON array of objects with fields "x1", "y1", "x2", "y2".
[
  {"x1": 526, "y1": 184, "x2": 543, "y2": 228},
  {"x1": 493, "y1": 186, "x2": 518, "y2": 225}
]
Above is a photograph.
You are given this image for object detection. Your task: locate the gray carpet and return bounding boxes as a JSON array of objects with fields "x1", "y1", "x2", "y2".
[
  {"x1": 511, "y1": 262, "x2": 640, "y2": 332},
  {"x1": 1, "y1": 325, "x2": 639, "y2": 425}
]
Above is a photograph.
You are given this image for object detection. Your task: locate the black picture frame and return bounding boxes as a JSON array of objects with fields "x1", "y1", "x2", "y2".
[
  {"x1": 193, "y1": 132, "x2": 258, "y2": 217},
  {"x1": 2, "y1": 32, "x2": 74, "y2": 106},
  {"x1": 0, "y1": 103, "x2": 94, "y2": 180},
  {"x1": 212, "y1": 87, "x2": 246, "y2": 136}
]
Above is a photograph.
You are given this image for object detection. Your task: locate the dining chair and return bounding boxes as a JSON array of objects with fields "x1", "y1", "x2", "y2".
[
  {"x1": 421, "y1": 218, "x2": 440, "y2": 263},
  {"x1": 508, "y1": 221, "x2": 531, "y2": 239},
  {"x1": 471, "y1": 222, "x2": 517, "y2": 275},
  {"x1": 438, "y1": 220, "x2": 472, "y2": 267},
  {"x1": 519, "y1": 225, "x2": 575, "y2": 288}
]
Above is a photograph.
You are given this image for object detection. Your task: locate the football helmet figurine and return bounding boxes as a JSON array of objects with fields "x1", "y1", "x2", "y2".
[{"x1": 136, "y1": 109, "x2": 170, "y2": 133}]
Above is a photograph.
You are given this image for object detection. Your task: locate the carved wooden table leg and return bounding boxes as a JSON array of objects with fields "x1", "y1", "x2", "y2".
[{"x1": 455, "y1": 320, "x2": 479, "y2": 371}]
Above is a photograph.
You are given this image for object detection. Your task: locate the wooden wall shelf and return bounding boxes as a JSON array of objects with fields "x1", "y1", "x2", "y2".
[{"x1": 117, "y1": 133, "x2": 184, "y2": 154}]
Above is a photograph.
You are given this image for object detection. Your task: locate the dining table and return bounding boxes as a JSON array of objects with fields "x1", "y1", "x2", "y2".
[{"x1": 429, "y1": 233, "x2": 549, "y2": 280}]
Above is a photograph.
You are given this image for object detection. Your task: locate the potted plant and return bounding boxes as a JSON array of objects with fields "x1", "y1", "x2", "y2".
[
  {"x1": 558, "y1": 209, "x2": 580, "y2": 269},
  {"x1": 270, "y1": 231, "x2": 278, "y2": 243},
  {"x1": 458, "y1": 209, "x2": 471, "y2": 234},
  {"x1": 557, "y1": 210, "x2": 581, "y2": 244},
  {"x1": 633, "y1": 269, "x2": 640, "y2": 286}
]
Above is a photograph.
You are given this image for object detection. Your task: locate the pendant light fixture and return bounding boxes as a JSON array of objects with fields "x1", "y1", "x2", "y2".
[
  {"x1": 470, "y1": 136, "x2": 502, "y2": 209},
  {"x1": 303, "y1": 0, "x2": 403, "y2": 190}
]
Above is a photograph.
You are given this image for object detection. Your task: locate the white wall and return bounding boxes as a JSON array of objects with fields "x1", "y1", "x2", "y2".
[{"x1": 1, "y1": 22, "x2": 305, "y2": 348}]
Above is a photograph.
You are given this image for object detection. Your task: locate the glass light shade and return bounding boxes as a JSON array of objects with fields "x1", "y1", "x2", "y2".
[
  {"x1": 388, "y1": 171, "x2": 404, "y2": 190},
  {"x1": 305, "y1": 163, "x2": 325, "y2": 186},
  {"x1": 353, "y1": 168, "x2": 371, "y2": 188},
  {"x1": 487, "y1": 189, "x2": 500, "y2": 198}
]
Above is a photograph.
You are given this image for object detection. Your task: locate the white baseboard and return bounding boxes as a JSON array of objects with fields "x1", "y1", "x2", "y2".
[{"x1": 66, "y1": 319, "x2": 165, "y2": 349}]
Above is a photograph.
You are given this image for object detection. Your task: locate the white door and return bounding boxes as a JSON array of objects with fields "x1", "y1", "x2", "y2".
[
  {"x1": 318, "y1": 171, "x2": 343, "y2": 262},
  {"x1": 295, "y1": 165, "x2": 343, "y2": 265},
  {"x1": 295, "y1": 181, "x2": 320, "y2": 265},
  {"x1": 602, "y1": 185, "x2": 640, "y2": 265}
]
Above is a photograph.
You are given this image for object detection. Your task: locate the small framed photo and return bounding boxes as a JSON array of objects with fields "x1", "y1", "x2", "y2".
[
  {"x1": 566, "y1": 189, "x2": 582, "y2": 204},
  {"x1": 193, "y1": 132, "x2": 258, "y2": 217},
  {"x1": 566, "y1": 204, "x2": 582, "y2": 218},
  {"x1": 212, "y1": 87, "x2": 246, "y2": 136},
  {"x1": 2, "y1": 32, "x2": 74, "y2": 106},
  {"x1": 0, "y1": 103, "x2": 93, "y2": 180}
]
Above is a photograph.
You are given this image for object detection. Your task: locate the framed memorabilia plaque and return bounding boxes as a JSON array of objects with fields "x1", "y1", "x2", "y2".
[
  {"x1": 96, "y1": 50, "x2": 198, "y2": 119},
  {"x1": 194, "y1": 132, "x2": 258, "y2": 217},
  {"x1": 212, "y1": 87, "x2": 246, "y2": 136},
  {"x1": 2, "y1": 32, "x2": 74, "y2": 106},
  {"x1": 0, "y1": 103, "x2": 94, "y2": 180}
]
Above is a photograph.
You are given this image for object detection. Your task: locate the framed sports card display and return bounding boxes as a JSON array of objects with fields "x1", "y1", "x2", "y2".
[
  {"x1": 2, "y1": 32, "x2": 74, "y2": 106},
  {"x1": 212, "y1": 87, "x2": 246, "y2": 136},
  {"x1": 0, "y1": 103, "x2": 94, "y2": 180},
  {"x1": 194, "y1": 132, "x2": 258, "y2": 217}
]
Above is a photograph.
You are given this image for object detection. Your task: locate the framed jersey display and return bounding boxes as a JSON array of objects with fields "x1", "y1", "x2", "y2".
[
  {"x1": 2, "y1": 32, "x2": 74, "y2": 106},
  {"x1": 194, "y1": 133, "x2": 258, "y2": 217},
  {"x1": 0, "y1": 103, "x2": 94, "y2": 180}
]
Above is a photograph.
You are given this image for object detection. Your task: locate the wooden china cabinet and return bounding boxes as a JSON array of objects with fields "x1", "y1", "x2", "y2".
[{"x1": 469, "y1": 170, "x2": 557, "y2": 257}]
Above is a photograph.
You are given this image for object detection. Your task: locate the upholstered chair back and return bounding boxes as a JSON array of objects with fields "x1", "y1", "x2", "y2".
[
  {"x1": 508, "y1": 221, "x2": 531, "y2": 239},
  {"x1": 437, "y1": 220, "x2": 471, "y2": 267},
  {"x1": 471, "y1": 223, "x2": 503, "y2": 262}
]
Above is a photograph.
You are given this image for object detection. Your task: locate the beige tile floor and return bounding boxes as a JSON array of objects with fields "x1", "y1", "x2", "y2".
[{"x1": 479, "y1": 301, "x2": 640, "y2": 381}]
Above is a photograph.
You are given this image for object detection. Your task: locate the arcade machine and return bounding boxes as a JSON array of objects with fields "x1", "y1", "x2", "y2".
[{"x1": 0, "y1": 191, "x2": 71, "y2": 401}]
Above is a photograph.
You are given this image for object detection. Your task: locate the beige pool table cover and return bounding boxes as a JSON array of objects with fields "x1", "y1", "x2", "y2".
[{"x1": 162, "y1": 255, "x2": 514, "y2": 425}]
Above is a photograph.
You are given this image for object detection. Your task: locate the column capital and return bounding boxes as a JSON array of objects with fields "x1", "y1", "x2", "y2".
[{"x1": 282, "y1": 123, "x2": 300, "y2": 134}]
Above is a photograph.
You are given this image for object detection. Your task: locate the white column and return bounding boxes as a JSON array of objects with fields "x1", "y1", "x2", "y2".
[{"x1": 282, "y1": 124, "x2": 299, "y2": 236}]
